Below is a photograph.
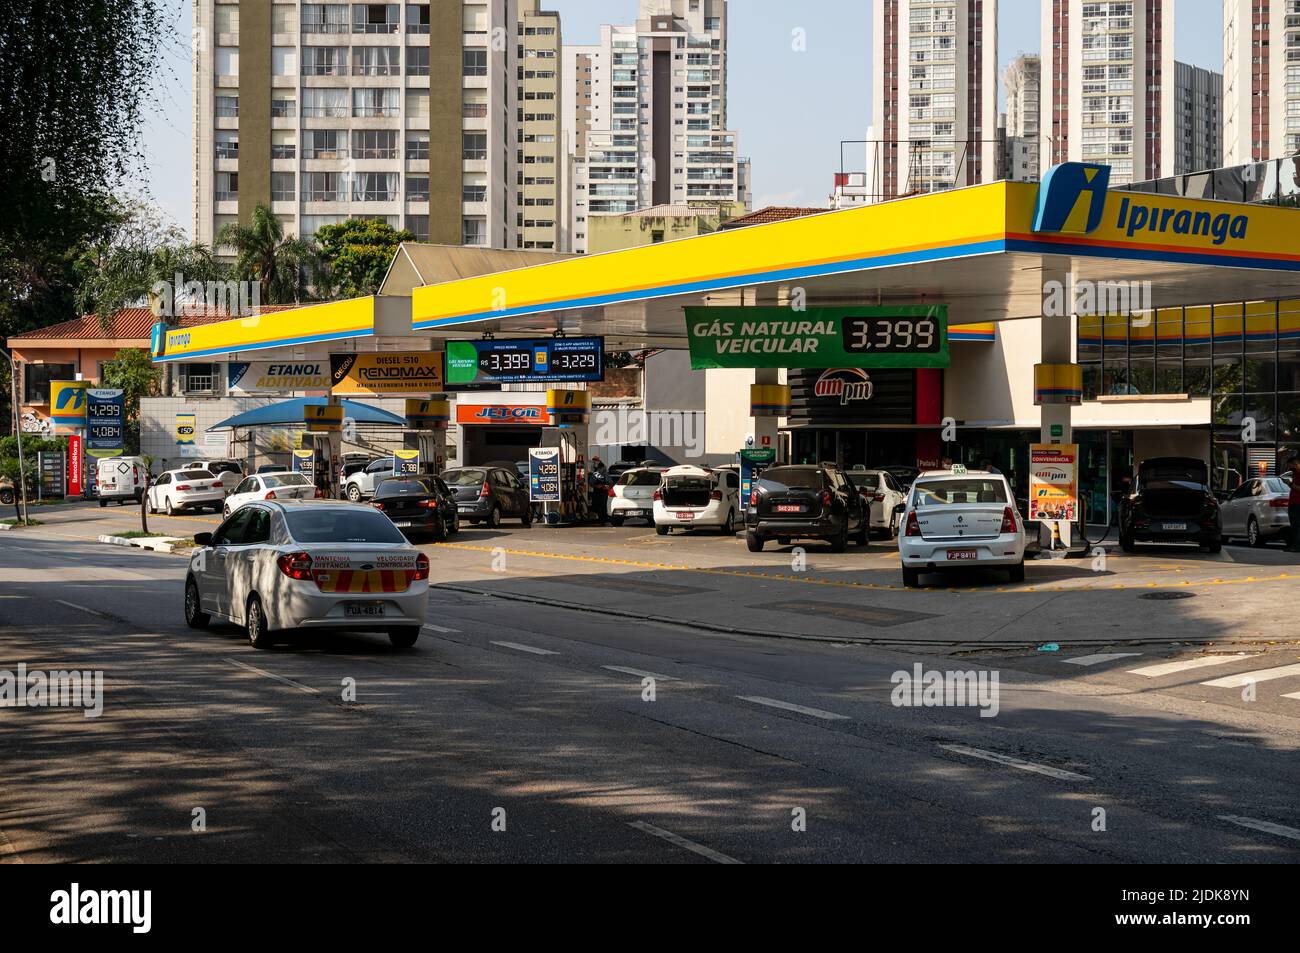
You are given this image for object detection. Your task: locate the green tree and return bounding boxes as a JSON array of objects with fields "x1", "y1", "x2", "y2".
[
  {"x1": 315, "y1": 219, "x2": 414, "y2": 298},
  {"x1": 217, "y1": 203, "x2": 321, "y2": 304},
  {"x1": 0, "y1": 433, "x2": 68, "y2": 502},
  {"x1": 100, "y1": 347, "x2": 161, "y2": 453}
]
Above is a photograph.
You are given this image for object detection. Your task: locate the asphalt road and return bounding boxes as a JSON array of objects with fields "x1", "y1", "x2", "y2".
[{"x1": 1, "y1": 516, "x2": 1299, "y2": 863}]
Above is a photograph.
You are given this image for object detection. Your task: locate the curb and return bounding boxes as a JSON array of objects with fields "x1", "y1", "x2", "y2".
[
  {"x1": 98, "y1": 534, "x2": 184, "y2": 554},
  {"x1": 432, "y1": 581, "x2": 1293, "y2": 650}
]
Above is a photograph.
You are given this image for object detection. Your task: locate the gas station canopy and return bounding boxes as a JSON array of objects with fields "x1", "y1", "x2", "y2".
[{"x1": 209, "y1": 397, "x2": 407, "y2": 431}]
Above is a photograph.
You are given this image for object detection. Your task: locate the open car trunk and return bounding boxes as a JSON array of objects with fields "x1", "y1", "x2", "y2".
[{"x1": 661, "y1": 476, "x2": 714, "y2": 509}]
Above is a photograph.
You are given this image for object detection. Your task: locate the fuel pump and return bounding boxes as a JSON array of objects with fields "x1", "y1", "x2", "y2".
[
  {"x1": 403, "y1": 399, "x2": 450, "y2": 477},
  {"x1": 537, "y1": 388, "x2": 593, "y2": 525},
  {"x1": 302, "y1": 404, "x2": 344, "y2": 498}
]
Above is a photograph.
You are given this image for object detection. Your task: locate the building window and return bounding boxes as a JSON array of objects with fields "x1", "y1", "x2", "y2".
[
  {"x1": 406, "y1": 45, "x2": 429, "y2": 75},
  {"x1": 302, "y1": 45, "x2": 347, "y2": 76},
  {"x1": 462, "y1": 183, "x2": 486, "y2": 203},
  {"x1": 271, "y1": 93, "x2": 296, "y2": 118},
  {"x1": 214, "y1": 130, "x2": 239, "y2": 159},
  {"x1": 22, "y1": 363, "x2": 75, "y2": 404},
  {"x1": 302, "y1": 171, "x2": 346, "y2": 202},
  {"x1": 303, "y1": 129, "x2": 347, "y2": 159},
  {"x1": 302, "y1": 3, "x2": 349, "y2": 34},
  {"x1": 215, "y1": 95, "x2": 239, "y2": 118},
  {"x1": 406, "y1": 176, "x2": 429, "y2": 202},
  {"x1": 352, "y1": 129, "x2": 397, "y2": 159},
  {"x1": 462, "y1": 218, "x2": 487, "y2": 245},
  {"x1": 463, "y1": 49, "x2": 487, "y2": 77},
  {"x1": 353, "y1": 46, "x2": 400, "y2": 76},
  {"x1": 184, "y1": 363, "x2": 216, "y2": 393},
  {"x1": 353, "y1": 3, "x2": 399, "y2": 34},
  {"x1": 215, "y1": 171, "x2": 238, "y2": 202},
  {"x1": 406, "y1": 214, "x2": 429, "y2": 241},
  {"x1": 406, "y1": 4, "x2": 430, "y2": 34},
  {"x1": 352, "y1": 171, "x2": 398, "y2": 201},
  {"x1": 462, "y1": 132, "x2": 487, "y2": 160},
  {"x1": 271, "y1": 172, "x2": 296, "y2": 201},
  {"x1": 352, "y1": 88, "x2": 398, "y2": 118},
  {"x1": 405, "y1": 133, "x2": 429, "y2": 160}
]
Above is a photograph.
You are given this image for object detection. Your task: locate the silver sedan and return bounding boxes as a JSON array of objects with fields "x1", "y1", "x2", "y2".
[
  {"x1": 184, "y1": 500, "x2": 430, "y2": 649},
  {"x1": 1220, "y1": 476, "x2": 1294, "y2": 547}
]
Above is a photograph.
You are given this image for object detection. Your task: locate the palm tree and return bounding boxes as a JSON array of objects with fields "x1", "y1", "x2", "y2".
[{"x1": 216, "y1": 203, "x2": 320, "y2": 305}]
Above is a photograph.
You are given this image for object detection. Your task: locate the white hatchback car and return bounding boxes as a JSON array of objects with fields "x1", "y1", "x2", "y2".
[
  {"x1": 652, "y1": 465, "x2": 741, "y2": 535},
  {"x1": 608, "y1": 467, "x2": 664, "y2": 526},
  {"x1": 185, "y1": 500, "x2": 430, "y2": 649},
  {"x1": 223, "y1": 471, "x2": 319, "y2": 517},
  {"x1": 147, "y1": 468, "x2": 229, "y2": 515},
  {"x1": 897, "y1": 467, "x2": 1027, "y2": 588}
]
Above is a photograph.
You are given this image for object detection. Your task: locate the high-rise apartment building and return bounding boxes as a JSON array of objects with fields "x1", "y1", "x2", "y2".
[
  {"x1": 869, "y1": 0, "x2": 999, "y2": 199},
  {"x1": 517, "y1": 1, "x2": 564, "y2": 251},
  {"x1": 564, "y1": 0, "x2": 748, "y2": 255},
  {"x1": 1040, "y1": 0, "x2": 1175, "y2": 186},
  {"x1": 193, "y1": 1, "x2": 519, "y2": 250},
  {"x1": 1173, "y1": 60, "x2": 1222, "y2": 174},
  {"x1": 1002, "y1": 53, "x2": 1041, "y2": 181},
  {"x1": 1223, "y1": 0, "x2": 1300, "y2": 164}
]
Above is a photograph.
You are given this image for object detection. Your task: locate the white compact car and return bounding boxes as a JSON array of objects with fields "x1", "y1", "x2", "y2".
[
  {"x1": 147, "y1": 468, "x2": 229, "y2": 515},
  {"x1": 223, "y1": 471, "x2": 319, "y2": 517},
  {"x1": 608, "y1": 467, "x2": 664, "y2": 526},
  {"x1": 652, "y1": 465, "x2": 741, "y2": 535},
  {"x1": 184, "y1": 500, "x2": 430, "y2": 649},
  {"x1": 897, "y1": 467, "x2": 1027, "y2": 588},
  {"x1": 846, "y1": 467, "x2": 909, "y2": 537}
]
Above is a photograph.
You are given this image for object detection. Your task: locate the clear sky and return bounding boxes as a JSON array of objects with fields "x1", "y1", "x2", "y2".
[{"x1": 136, "y1": 0, "x2": 1227, "y2": 236}]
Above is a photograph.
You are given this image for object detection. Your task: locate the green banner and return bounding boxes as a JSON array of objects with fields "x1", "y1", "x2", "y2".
[{"x1": 685, "y1": 305, "x2": 949, "y2": 370}]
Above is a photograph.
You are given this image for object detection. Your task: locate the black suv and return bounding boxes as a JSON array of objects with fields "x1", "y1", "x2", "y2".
[
  {"x1": 745, "y1": 463, "x2": 870, "y2": 552},
  {"x1": 1120, "y1": 456, "x2": 1222, "y2": 553},
  {"x1": 440, "y1": 466, "x2": 532, "y2": 528}
]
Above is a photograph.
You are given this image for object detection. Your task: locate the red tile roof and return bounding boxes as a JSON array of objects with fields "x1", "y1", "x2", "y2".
[
  {"x1": 721, "y1": 206, "x2": 829, "y2": 229},
  {"x1": 9, "y1": 306, "x2": 296, "y2": 342}
]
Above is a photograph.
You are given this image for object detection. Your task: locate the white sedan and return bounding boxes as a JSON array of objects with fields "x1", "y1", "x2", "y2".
[
  {"x1": 147, "y1": 468, "x2": 228, "y2": 515},
  {"x1": 223, "y1": 471, "x2": 319, "y2": 517},
  {"x1": 846, "y1": 467, "x2": 909, "y2": 536},
  {"x1": 184, "y1": 500, "x2": 430, "y2": 649},
  {"x1": 652, "y1": 465, "x2": 741, "y2": 535},
  {"x1": 897, "y1": 467, "x2": 1027, "y2": 588}
]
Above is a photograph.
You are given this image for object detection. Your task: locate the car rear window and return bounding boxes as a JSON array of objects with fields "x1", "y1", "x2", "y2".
[
  {"x1": 443, "y1": 469, "x2": 486, "y2": 486},
  {"x1": 913, "y1": 479, "x2": 1009, "y2": 505},
  {"x1": 1141, "y1": 462, "x2": 1207, "y2": 484},
  {"x1": 264, "y1": 473, "x2": 310, "y2": 488},
  {"x1": 849, "y1": 472, "x2": 880, "y2": 490},
  {"x1": 759, "y1": 467, "x2": 822, "y2": 490},
  {"x1": 1265, "y1": 478, "x2": 1289, "y2": 494},
  {"x1": 284, "y1": 508, "x2": 407, "y2": 544},
  {"x1": 180, "y1": 470, "x2": 214, "y2": 480},
  {"x1": 621, "y1": 470, "x2": 662, "y2": 487},
  {"x1": 376, "y1": 479, "x2": 434, "y2": 497}
]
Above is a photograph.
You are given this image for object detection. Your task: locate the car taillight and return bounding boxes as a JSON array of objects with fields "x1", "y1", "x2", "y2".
[
  {"x1": 608, "y1": 487, "x2": 617, "y2": 498},
  {"x1": 212, "y1": 482, "x2": 223, "y2": 489},
  {"x1": 314, "y1": 488, "x2": 323, "y2": 498},
  {"x1": 264, "y1": 491, "x2": 276, "y2": 500},
  {"x1": 372, "y1": 501, "x2": 385, "y2": 510},
  {"x1": 710, "y1": 489, "x2": 722, "y2": 501},
  {"x1": 1269, "y1": 498, "x2": 1289, "y2": 508},
  {"x1": 750, "y1": 489, "x2": 759, "y2": 506},
  {"x1": 1000, "y1": 506, "x2": 1017, "y2": 534},
  {"x1": 175, "y1": 484, "x2": 192, "y2": 492},
  {"x1": 417, "y1": 499, "x2": 437, "y2": 508},
  {"x1": 653, "y1": 489, "x2": 662, "y2": 501},
  {"x1": 276, "y1": 551, "x2": 313, "y2": 580},
  {"x1": 872, "y1": 493, "x2": 885, "y2": 503},
  {"x1": 413, "y1": 552, "x2": 430, "y2": 581},
  {"x1": 904, "y1": 510, "x2": 921, "y2": 537},
  {"x1": 479, "y1": 480, "x2": 491, "y2": 499},
  {"x1": 819, "y1": 489, "x2": 832, "y2": 508}
]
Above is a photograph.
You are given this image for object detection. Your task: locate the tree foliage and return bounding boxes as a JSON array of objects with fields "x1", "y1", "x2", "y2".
[
  {"x1": 315, "y1": 219, "x2": 414, "y2": 299},
  {"x1": 217, "y1": 204, "x2": 321, "y2": 305}
]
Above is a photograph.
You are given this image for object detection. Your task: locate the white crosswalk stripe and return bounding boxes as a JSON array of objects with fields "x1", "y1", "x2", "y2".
[
  {"x1": 1127, "y1": 655, "x2": 1252, "y2": 678},
  {"x1": 1200, "y1": 663, "x2": 1300, "y2": 688},
  {"x1": 1062, "y1": 653, "x2": 1143, "y2": 667}
]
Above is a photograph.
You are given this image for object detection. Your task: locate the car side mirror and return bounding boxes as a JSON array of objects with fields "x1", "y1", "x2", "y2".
[
  {"x1": 893, "y1": 502, "x2": 907, "y2": 515},
  {"x1": 194, "y1": 532, "x2": 213, "y2": 546}
]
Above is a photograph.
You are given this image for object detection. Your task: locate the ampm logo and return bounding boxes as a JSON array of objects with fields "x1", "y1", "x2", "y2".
[{"x1": 1032, "y1": 162, "x2": 1111, "y2": 235}]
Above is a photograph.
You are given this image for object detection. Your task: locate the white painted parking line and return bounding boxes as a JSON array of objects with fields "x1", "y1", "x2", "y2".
[
  {"x1": 421, "y1": 623, "x2": 461, "y2": 634},
  {"x1": 603, "y1": 665, "x2": 679, "y2": 681},
  {"x1": 1063, "y1": 653, "x2": 1143, "y2": 667},
  {"x1": 736, "y1": 695, "x2": 849, "y2": 721},
  {"x1": 224, "y1": 657, "x2": 321, "y2": 696},
  {"x1": 938, "y1": 744, "x2": 1092, "y2": 782},
  {"x1": 489, "y1": 641, "x2": 559, "y2": 656},
  {"x1": 54, "y1": 599, "x2": 108, "y2": 618},
  {"x1": 1218, "y1": 815, "x2": 1300, "y2": 843},
  {"x1": 1200, "y1": 663, "x2": 1300, "y2": 688},
  {"x1": 1284, "y1": 692, "x2": 1300, "y2": 701},
  {"x1": 627, "y1": 820, "x2": 743, "y2": 865},
  {"x1": 1127, "y1": 655, "x2": 1250, "y2": 678}
]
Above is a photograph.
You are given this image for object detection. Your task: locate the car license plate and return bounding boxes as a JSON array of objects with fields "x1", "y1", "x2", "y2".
[
  {"x1": 458, "y1": 504, "x2": 474, "y2": 511},
  {"x1": 344, "y1": 602, "x2": 386, "y2": 617},
  {"x1": 676, "y1": 511, "x2": 694, "y2": 520},
  {"x1": 1161, "y1": 522, "x2": 1188, "y2": 531},
  {"x1": 393, "y1": 520, "x2": 412, "y2": 528},
  {"x1": 946, "y1": 549, "x2": 978, "y2": 561},
  {"x1": 775, "y1": 504, "x2": 803, "y2": 513},
  {"x1": 625, "y1": 509, "x2": 643, "y2": 517}
]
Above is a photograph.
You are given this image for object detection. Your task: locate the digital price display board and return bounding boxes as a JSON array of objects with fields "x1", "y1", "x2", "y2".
[
  {"x1": 840, "y1": 315, "x2": 943, "y2": 356},
  {"x1": 445, "y1": 337, "x2": 605, "y2": 386}
]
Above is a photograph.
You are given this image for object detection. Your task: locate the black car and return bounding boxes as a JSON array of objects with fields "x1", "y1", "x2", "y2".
[
  {"x1": 606, "y1": 460, "x2": 647, "y2": 482},
  {"x1": 745, "y1": 463, "x2": 870, "y2": 552},
  {"x1": 371, "y1": 475, "x2": 459, "y2": 542},
  {"x1": 1120, "y1": 456, "x2": 1222, "y2": 553},
  {"x1": 440, "y1": 466, "x2": 532, "y2": 528}
]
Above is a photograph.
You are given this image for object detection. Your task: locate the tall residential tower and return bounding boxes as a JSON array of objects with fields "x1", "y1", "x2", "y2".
[{"x1": 1223, "y1": 0, "x2": 1300, "y2": 164}]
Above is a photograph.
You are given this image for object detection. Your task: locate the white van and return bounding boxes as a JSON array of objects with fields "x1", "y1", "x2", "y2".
[{"x1": 96, "y1": 456, "x2": 148, "y2": 506}]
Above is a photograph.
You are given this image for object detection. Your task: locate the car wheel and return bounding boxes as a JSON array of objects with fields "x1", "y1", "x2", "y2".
[
  {"x1": 1008, "y1": 560, "x2": 1026, "y2": 583},
  {"x1": 431, "y1": 514, "x2": 448, "y2": 543},
  {"x1": 346, "y1": 484, "x2": 362, "y2": 503},
  {"x1": 745, "y1": 531, "x2": 764, "y2": 552},
  {"x1": 854, "y1": 519, "x2": 870, "y2": 547},
  {"x1": 1204, "y1": 538, "x2": 1223, "y2": 554},
  {"x1": 450, "y1": 512, "x2": 460, "y2": 535},
  {"x1": 165, "y1": 497, "x2": 175, "y2": 517},
  {"x1": 245, "y1": 594, "x2": 275, "y2": 649},
  {"x1": 609, "y1": 515, "x2": 625, "y2": 527},
  {"x1": 828, "y1": 520, "x2": 849, "y2": 553},
  {"x1": 656, "y1": 524, "x2": 669, "y2": 536},
  {"x1": 521, "y1": 505, "x2": 532, "y2": 528},
  {"x1": 720, "y1": 509, "x2": 735, "y2": 535},
  {"x1": 889, "y1": 513, "x2": 899, "y2": 538},
  {"x1": 99, "y1": 499, "x2": 107, "y2": 508},
  {"x1": 1247, "y1": 517, "x2": 1265, "y2": 548},
  {"x1": 184, "y1": 577, "x2": 211, "y2": 629},
  {"x1": 223, "y1": 504, "x2": 232, "y2": 519},
  {"x1": 388, "y1": 626, "x2": 420, "y2": 649},
  {"x1": 0, "y1": 490, "x2": 13, "y2": 505},
  {"x1": 487, "y1": 506, "x2": 502, "y2": 529},
  {"x1": 902, "y1": 567, "x2": 921, "y2": 588},
  {"x1": 1119, "y1": 531, "x2": 1136, "y2": 554}
]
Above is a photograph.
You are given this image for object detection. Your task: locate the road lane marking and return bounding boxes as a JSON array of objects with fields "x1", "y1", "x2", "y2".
[
  {"x1": 938, "y1": 744, "x2": 1092, "y2": 781},
  {"x1": 1218, "y1": 815, "x2": 1300, "y2": 842},
  {"x1": 736, "y1": 695, "x2": 849, "y2": 721},
  {"x1": 421, "y1": 623, "x2": 461, "y2": 634},
  {"x1": 627, "y1": 821, "x2": 742, "y2": 865},
  {"x1": 602, "y1": 665, "x2": 679, "y2": 681},
  {"x1": 1200, "y1": 663, "x2": 1300, "y2": 688},
  {"x1": 224, "y1": 657, "x2": 321, "y2": 695},
  {"x1": 1063, "y1": 653, "x2": 1143, "y2": 666},
  {"x1": 1127, "y1": 655, "x2": 1250, "y2": 678},
  {"x1": 54, "y1": 599, "x2": 109, "y2": 618},
  {"x1": 489, "y1": 641, "x2": 559, "y2": 656}
]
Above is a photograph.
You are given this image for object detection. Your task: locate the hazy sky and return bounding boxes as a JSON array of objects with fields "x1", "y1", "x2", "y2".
[{"x1": 135, "y1": 0, "x2": 1225, "y2": 235}]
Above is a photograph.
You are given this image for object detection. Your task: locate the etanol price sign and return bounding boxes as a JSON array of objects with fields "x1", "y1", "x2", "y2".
[
  {"x1": 445, "y1": 337, "x2": 605, "y2": 386},
  {"x1": 685, "y1": 306, "x2": 948, "y2": 370}
]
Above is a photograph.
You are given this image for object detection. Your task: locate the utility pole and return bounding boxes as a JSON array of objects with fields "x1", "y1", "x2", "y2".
[{"x1": 1, "y1": 348, "x2": 29, "y2": 524}]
